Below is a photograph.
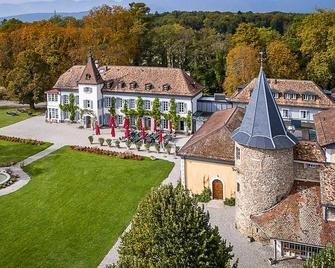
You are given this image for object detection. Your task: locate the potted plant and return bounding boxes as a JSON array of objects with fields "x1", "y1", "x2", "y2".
[
  {"x1": 88, "y1": 135, "x2": 93, "y2": 144},
  {"x1": 155, "y1": 143, "x2": 160, "y2": 153},
  {"x1": 165, "y1": 144, "x2": 172, "y2": 155},
  {"x1": 145, "y1": 143, "x2": 150, "y2": 152},
  {"x1": 175, "y1": 146, "x2": 180, "y2": 155},
  {"x1": 106, "y1": 139, "x2": 112, "y2": 147},
  {"x1": 115, "y1": 140, "x2": 120, "y2": 148},
  {"x1": 125, "y1": 140, "x2": 132, "y2": 150},
  {"x1": 136, "y1": 141, "x2": 142, "y2": 151},
  {"x1": 98, "y1": 137, "x2": 105, "y2": 146}
]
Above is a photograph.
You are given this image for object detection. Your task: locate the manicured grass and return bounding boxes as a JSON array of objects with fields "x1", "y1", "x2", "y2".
[
  {"x1": 0, "y1": 140, "x2": 51, "y2": 166},
  {"x1": 0, "y1": 107, "x2": 42, "y2": 128},
  {"x1": 0, "y1": 147, "x2": 174, "y2": 267}
]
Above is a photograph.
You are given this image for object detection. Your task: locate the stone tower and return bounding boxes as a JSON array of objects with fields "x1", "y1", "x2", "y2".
[{"x1": 231, "y1": 67, "x2": 297, "y2": 237}]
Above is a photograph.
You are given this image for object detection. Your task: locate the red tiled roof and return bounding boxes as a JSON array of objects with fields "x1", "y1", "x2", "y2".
[
  {"x1": 230, "y1": 78, "x2": 334, "y2": 109},
  {"x1": 252, "y1": 181, "x2": 335, "y2": 246},
  {"x1": 45, "y1": 89, "x2": 59, "y2": 94},
  {"x1": 78, "y1": 56, "x2": 104, "y2": 85},
  {"x1": 178, "y1": 108, "x2": 245, "y2": 162},
  {"x1": 321, "y1": 164, "x2": 335, "y2": 206},
  {"x1": 293, "y1": 141, "x2": 326, "y2": 163},
  {"x1": 53, "y1": 65, "x2": 203, "y2": 97},
  {"x1": 314, "y1": 108, "x2": 335, "y2": 147}
]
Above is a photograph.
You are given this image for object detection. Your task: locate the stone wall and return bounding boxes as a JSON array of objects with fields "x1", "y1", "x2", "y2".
[
  {"x1": 320, "y1": 164, "x2": 335, "y2": 206},
  {"x1": 235, "y1": 144, "x2": 294, "y2": 236},
  {"x1": 293, "y1": 162, "x2": 321, "y2": 182}
]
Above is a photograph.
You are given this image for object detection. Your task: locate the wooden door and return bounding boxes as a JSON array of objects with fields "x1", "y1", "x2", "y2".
[
  {"x1": 86, "y1": 116, "x2": 91, "y2": 129},
  {"x1": 212, "y1": 180, "x2": 223, "y2": 200}
]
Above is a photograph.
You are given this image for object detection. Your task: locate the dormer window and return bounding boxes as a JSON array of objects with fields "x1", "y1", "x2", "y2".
[
  {"x1": 106, "y1": 81, "x2": 113, "y2": 89},
  {"x1": 118, "y1": 81, "x2": 125, "y2": 89},
  {"x1": 249, "y1": 89, "x2": 253, "y2": 97},
  {"x1": 145, "y1": 83, "x2": 153, "y2": 90},
  {"x1": 130, "y1": 81, "x2": 137, "y2": 89},
  {"x1": 271, "y1": 90, "x2": 280, "y2": 99},
  {"x1": 86, "y1": 74, "x2": 91, "y2": 80},
  {"x1": 163, "y1": 84, "x2": 171, "y2": 91},
  {"x1": 303, "y1": 94, "x2": 316, "y2": 101},
  {"x1": 284, "y1": 92, "x2": 297, "y2": 100}
]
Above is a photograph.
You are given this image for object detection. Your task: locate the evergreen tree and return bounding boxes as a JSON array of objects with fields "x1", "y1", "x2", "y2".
[
  {"x1": 117, "y1": 184, "x2": 234, "y2": 268},
  {"x1": 304, "y1": 246, "x2": 335, "y2": 268}
]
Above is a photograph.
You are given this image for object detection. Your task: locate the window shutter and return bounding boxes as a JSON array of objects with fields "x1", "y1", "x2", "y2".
[
  {"x1": 91, "y1": 100, "x2": 94, "y2": 109},
  {"x1": 184, "y1": 103, "x2": 187, "y2": 112}
]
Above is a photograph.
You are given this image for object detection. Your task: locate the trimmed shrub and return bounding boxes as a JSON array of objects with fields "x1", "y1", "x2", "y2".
[
  {"x1": 136, "y1": 141, "x2": 142, "y2": 151},
  {"x1": 115, "y1": 140, "x2": 120, "y2": 148},
  {"x1": 195, "y1": 187, "x2": 212, "y2": 203},
  {"x1": 145, "y1": 143, "x2": 150, "y2": 152},
  {"x1": 0, "y1": 135, "x2": 45, "y2": 145},
  {"x1": 98, "y1": 137, "x2": 105, "y2": 146},
  {"x1": 88, "y1": 136, "x2": 93, "y2": 144},
  {"x1": 224, "y1": 197, "x2": 236, "y2": 206},
  {"x1": 106, "y1": 139, "x2": 112, "y2": 147},
  {"x1": 165, "y1": 144, "x2": 172, "y2": 154},
  {"x1": 155, "y1": 143, "x2": 160, "y2": 153},
  {"x1": 125, "y1": 140, "x2": 132, "y2": 150}
]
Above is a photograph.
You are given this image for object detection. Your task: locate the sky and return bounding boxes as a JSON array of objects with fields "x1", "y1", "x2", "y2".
[{"x1": 0, "y1": 0, "x2": 335, "y2": 18}]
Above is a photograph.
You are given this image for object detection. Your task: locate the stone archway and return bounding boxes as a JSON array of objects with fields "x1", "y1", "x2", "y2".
[{"x1": 212, "y1": 179, "x2": 224, "y2": 200}]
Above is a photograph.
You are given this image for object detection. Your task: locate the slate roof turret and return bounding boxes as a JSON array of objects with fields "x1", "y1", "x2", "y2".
[{"x1": 231, "y1": 67, "x2": 297, "y2": 150}]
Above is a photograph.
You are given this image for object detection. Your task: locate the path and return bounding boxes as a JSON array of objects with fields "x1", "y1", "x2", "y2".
[{"x1": 0, "y1": 144, "x2": 62, "y2": 197}]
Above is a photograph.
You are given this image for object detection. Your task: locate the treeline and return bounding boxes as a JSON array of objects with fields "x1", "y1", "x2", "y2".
[{"x1": 0, "y1": 3, "x2": 334, "y2": 106}]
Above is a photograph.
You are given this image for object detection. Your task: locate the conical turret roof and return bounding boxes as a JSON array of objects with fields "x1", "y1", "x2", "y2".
[
  {"x1": 78, "y1": 53, "x2": 104, "y2": 85},
  {"x1": 231, "y1": 67, "x2": 297, "y2": 150}
]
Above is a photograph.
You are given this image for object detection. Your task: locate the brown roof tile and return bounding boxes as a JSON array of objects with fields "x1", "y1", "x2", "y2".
[
  {"x1": 293, "y1": 141, "x2": 326, "y2": 163},
  {"x1": 230, "y1": 78, "x2": 334, "y2": 109},
  {"x1": 53, "y1": 65, "x2": 85, "y2": 90},
  {"x1": 78, "y1": 56, "x2": 104, "y2": 85},
  {"x1": 252, "y1": 181, "x2": 335, "y2": 246},
  {"x1": 178, "y1": 108, "x2": 245, "y2": 162},
  {"x1": 314, "y1": 108, "x2": 335, "y2": 147},
  {"x1": 321, "y1": 164, "x2": 335, "y2": 206}
]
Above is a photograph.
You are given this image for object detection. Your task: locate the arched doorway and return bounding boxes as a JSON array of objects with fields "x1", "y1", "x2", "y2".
[
  {"x1": 85, "y1": 116, "x2": 92, "y2": 129},
  {"x1": 212, "y1": 179, "x2": 224, "y2": 200}
]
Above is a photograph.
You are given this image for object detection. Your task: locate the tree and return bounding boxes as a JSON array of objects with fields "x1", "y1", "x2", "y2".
[
  {"x1": 304, "y1": 246, "x2": 335, "y2": 268},
  {"x1": 152, "y1": 97, "x2": 161, "y2": 127},
  {"x1": 59, "y1": 93, "x2": 78, "y2": 122},
  {"x1": 117, "y1": 184, "x2": 234, "y2": 267},
  {"x1": 223, "y1": 44, "x2": 259, "y2": 96},
  {"x1": 6, "y1": 50, "x2": 51, "y2": 109},
  {"x1": 169, "y1": 98, "x2": 178, "y2": 130},
  {"x1": 265, "y1": 41, "x2": 301, "y2": 79},
  {"x1": 109, "y1": 97, "x2": 116, "y2": 117}
]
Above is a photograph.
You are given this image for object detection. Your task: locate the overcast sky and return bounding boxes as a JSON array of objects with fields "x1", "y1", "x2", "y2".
[{"x1": 0, "y1": 0, "x2": 334, "y2": 17}]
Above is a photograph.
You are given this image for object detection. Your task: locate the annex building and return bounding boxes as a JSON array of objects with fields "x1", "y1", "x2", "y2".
[{"x1": 179, "y1": 67, "x2": 335, "y2": 262}]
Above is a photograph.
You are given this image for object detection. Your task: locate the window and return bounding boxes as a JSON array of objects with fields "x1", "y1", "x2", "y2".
[
  {"x1": 300, "y1": 110, "x2": 308, "y2": 120},
  {"x1": 130, "y1": 82, "x2": 137, "y2": 89},
  {"x1": 63, "y1": 95, "x2": 69, "y2": 104},
  {"x1": 160, "y1": 101, "x2": 169, "y2": 112},
  {"x1": 237, "y1": 183, "x2": 240, "y2": 192},
  {"x1": 161, "y1": 118, "x2": 168, "y2": 129},
  {"x1": 86, "y1": 74, "x2": 91, "y2": 80},
  {"x1": 304, "y1": 163, "x2": 319, "y2": 169},
  {"x1": 130, "y1": 116, "x2": 136, "y2": 127},
  {"x1": 63, "y1": 110, "x2": 69, "y2": 120},
  {"x1": 327, "y1": 207, "x2": 335, "y2": 221},
  {"x1": 105, "y1": 97, "x2": 112, "y2": 108},
  {"x1": 48, "y1": 94, "x2": 58, "y2": 102},
  {"x1": 284, "y1": 93, "x2": 297, "y2": 100},
  {"x1": 163, "y1": 84, "x2": 171, "y2": 91},
  {"x1": 303, "y1": 94, "x2": 316, "y2": 101},
  {"x1": 116, "y1": 98, "x2": 122, "y2": 109},
  {"x1": 143, "y1": 100, "x2": 151, "y2": 110},
  {"x1": 106, "y1": 81, "x2": 113, "y2": 89},
  {"x1": 282, "y1": 109, "x2": 289, "y2": 118},
  {"x1": 145, "y1": 83, "x2": 153, "y2": 90},
  {"x1": 118, "y1": 81, "x2": 125, "y2": 89},
  {"x1": 116, "y1": 114, "x2": 123, "y2": 126},
  {"x1": 83, "y1": 100, "x2": 92, "y2": 109},
  {"x1": 281, "y1": 241, "x2": 322, "y2": 259},
  {"x1": 84, "y1": 87, "x2": 92, "y2": 93},
  {"x1": 236, "y1": 146, "x2": 241, "y2": 160},
  {"x1": 128, "y1": 99, "x2": 136, "y2": 109},
  {"x1": 48, "y1": 108, "x2": 59, "y2": 119},
  {"x1": 272, "y1": 92, "x2": 279, "y2": 99},
  {"x1": 75, "y1": 96, "x2": 79, "y2": 104},
  {"x1": 177, "y1": 102, "x2": 187, "y2": 114}
]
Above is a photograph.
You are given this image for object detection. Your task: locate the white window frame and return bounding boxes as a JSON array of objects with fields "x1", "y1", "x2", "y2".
[
  {"x1": 177, "y1": 102, "x2": 187, "y2": 114},
  {"x1": 84, "y1": 87, "x2": 92, "y2": 94},
  {"x1": 284, "y1": 93, "x2": 297, "y2": 100},
  {"x1": 303, "y1": 94, "x2": 316, "y2": 101},
  {"x1": 49, "y1": 108, "x2": 59, "y2": 119},
  {"x1": 48, "y1": 94, "x2": 58, "y2": 102},
  {"x1": 83, "y1": 100, "x2": 92, "y2": 109},
  {"x1": 105, "y1": 97, "x2": 112, "y2": 108},
  {"x1": 282, "y1": 109, "x2": 289, "y2": 119},
  {"x1": 143, "y1": 100, "x2": 151, "y2": 110},
  {"x1": 117, "y1": 114, "x2": 123, "y2": 126},
  {"x1": 161, "y1": 118, "x2": 168, "y2": 129},
  {"x1": 300, "y1": 110, "x2": 308, "y2": 120},
  {"x1": 63, "y1": 95, "x2": 69, "y2": 104},
  {"x1": 128, "y1": 99, "x2": 136, "y2": 109},
  {"x1": 116, "y1": 98, "x2": 122, "y2": 109},
  {"x1": 160, "y1": 101, "x2": 169, "y2": 112}
]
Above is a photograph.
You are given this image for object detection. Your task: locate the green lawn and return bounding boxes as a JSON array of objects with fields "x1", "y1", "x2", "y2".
[
  {"x1": 0, "y1": 107, "x2": 42, "y2": 128},
  {"x1": 0, "y1": 140, "x2": 51, "y2": 166},
  {"x1": 0, "y1": 147, "x2": 174, "y2": 268}
]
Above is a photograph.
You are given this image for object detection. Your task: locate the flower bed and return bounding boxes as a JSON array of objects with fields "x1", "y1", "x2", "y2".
[
  {"x1": 70, "y1": 146, "x2": 144, "y2": 161},
  {"x1": 0, "y1": 169, "x2": 18, "y2": 189},
  {"x1": 0, "y1": 135, "x2": 45, "y2": 145}
]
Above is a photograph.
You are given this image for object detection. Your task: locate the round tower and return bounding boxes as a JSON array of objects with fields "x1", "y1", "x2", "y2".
[{"x1": 231, "y1": 67, "x2": 297, "y2": 237}]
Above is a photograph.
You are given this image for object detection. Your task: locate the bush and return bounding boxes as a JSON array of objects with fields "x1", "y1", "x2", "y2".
[
  {"x1": 136, "y1": 141, "x2": 142, "y2": 151},
  {"x1": 125, "y1": 140, "x2": 132, "y2": 149},
  {"x1": 88, "y1": 136, "x2": 93, "y2": 144},
  {"x1": 117, "y1": 184, "x2": 234, "y2": 267},
  {"x1": 155, "y1": 143, "x2": 160, "y2": 153},
  {"x1": 304, "y1": 246, "x2": 335, "y2": 268},
  {"x1": 175, "y1": 146, "x2": 180, "y2": 154},
  {"x1": 224, "y1": 197, "x2": 236, "y2": 206},
  {"x1": 145, "y1": 143, "x2": 150, "y2": 152},
  {"x1": 195, "y1": 187, "x2": 212, "y2": 203},
  {"x1": 0, "y1": 135, "x2": 45, "y2": 145},
  {"x1": 98, "y1": 137, "x2": 105, "y2": 146},
  {"x1": 165, "y1": 143, "x2": 172, "y2": 154},
  {"x1": 115, "y1": 140, "x2": 120, "y2": 148},
  {"x1": 106, "y1": 139, "x2": 112, "y2": 147}
]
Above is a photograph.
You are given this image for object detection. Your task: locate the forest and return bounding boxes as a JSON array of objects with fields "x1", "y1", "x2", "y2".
[{"x1": 0, "y1": 2, "x2": 334, "y2": 106}]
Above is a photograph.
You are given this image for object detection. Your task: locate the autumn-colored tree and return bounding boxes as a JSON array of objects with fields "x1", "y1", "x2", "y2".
[
  {"x1": 6, "y1": 50, "x2": 51, "y2": 109},
  {"x1": 224, "y1": 44, "x2": 259, "y2": 96},
  {"x1": 265, "y1": 41, "x2": 301, "y2": 79}
]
